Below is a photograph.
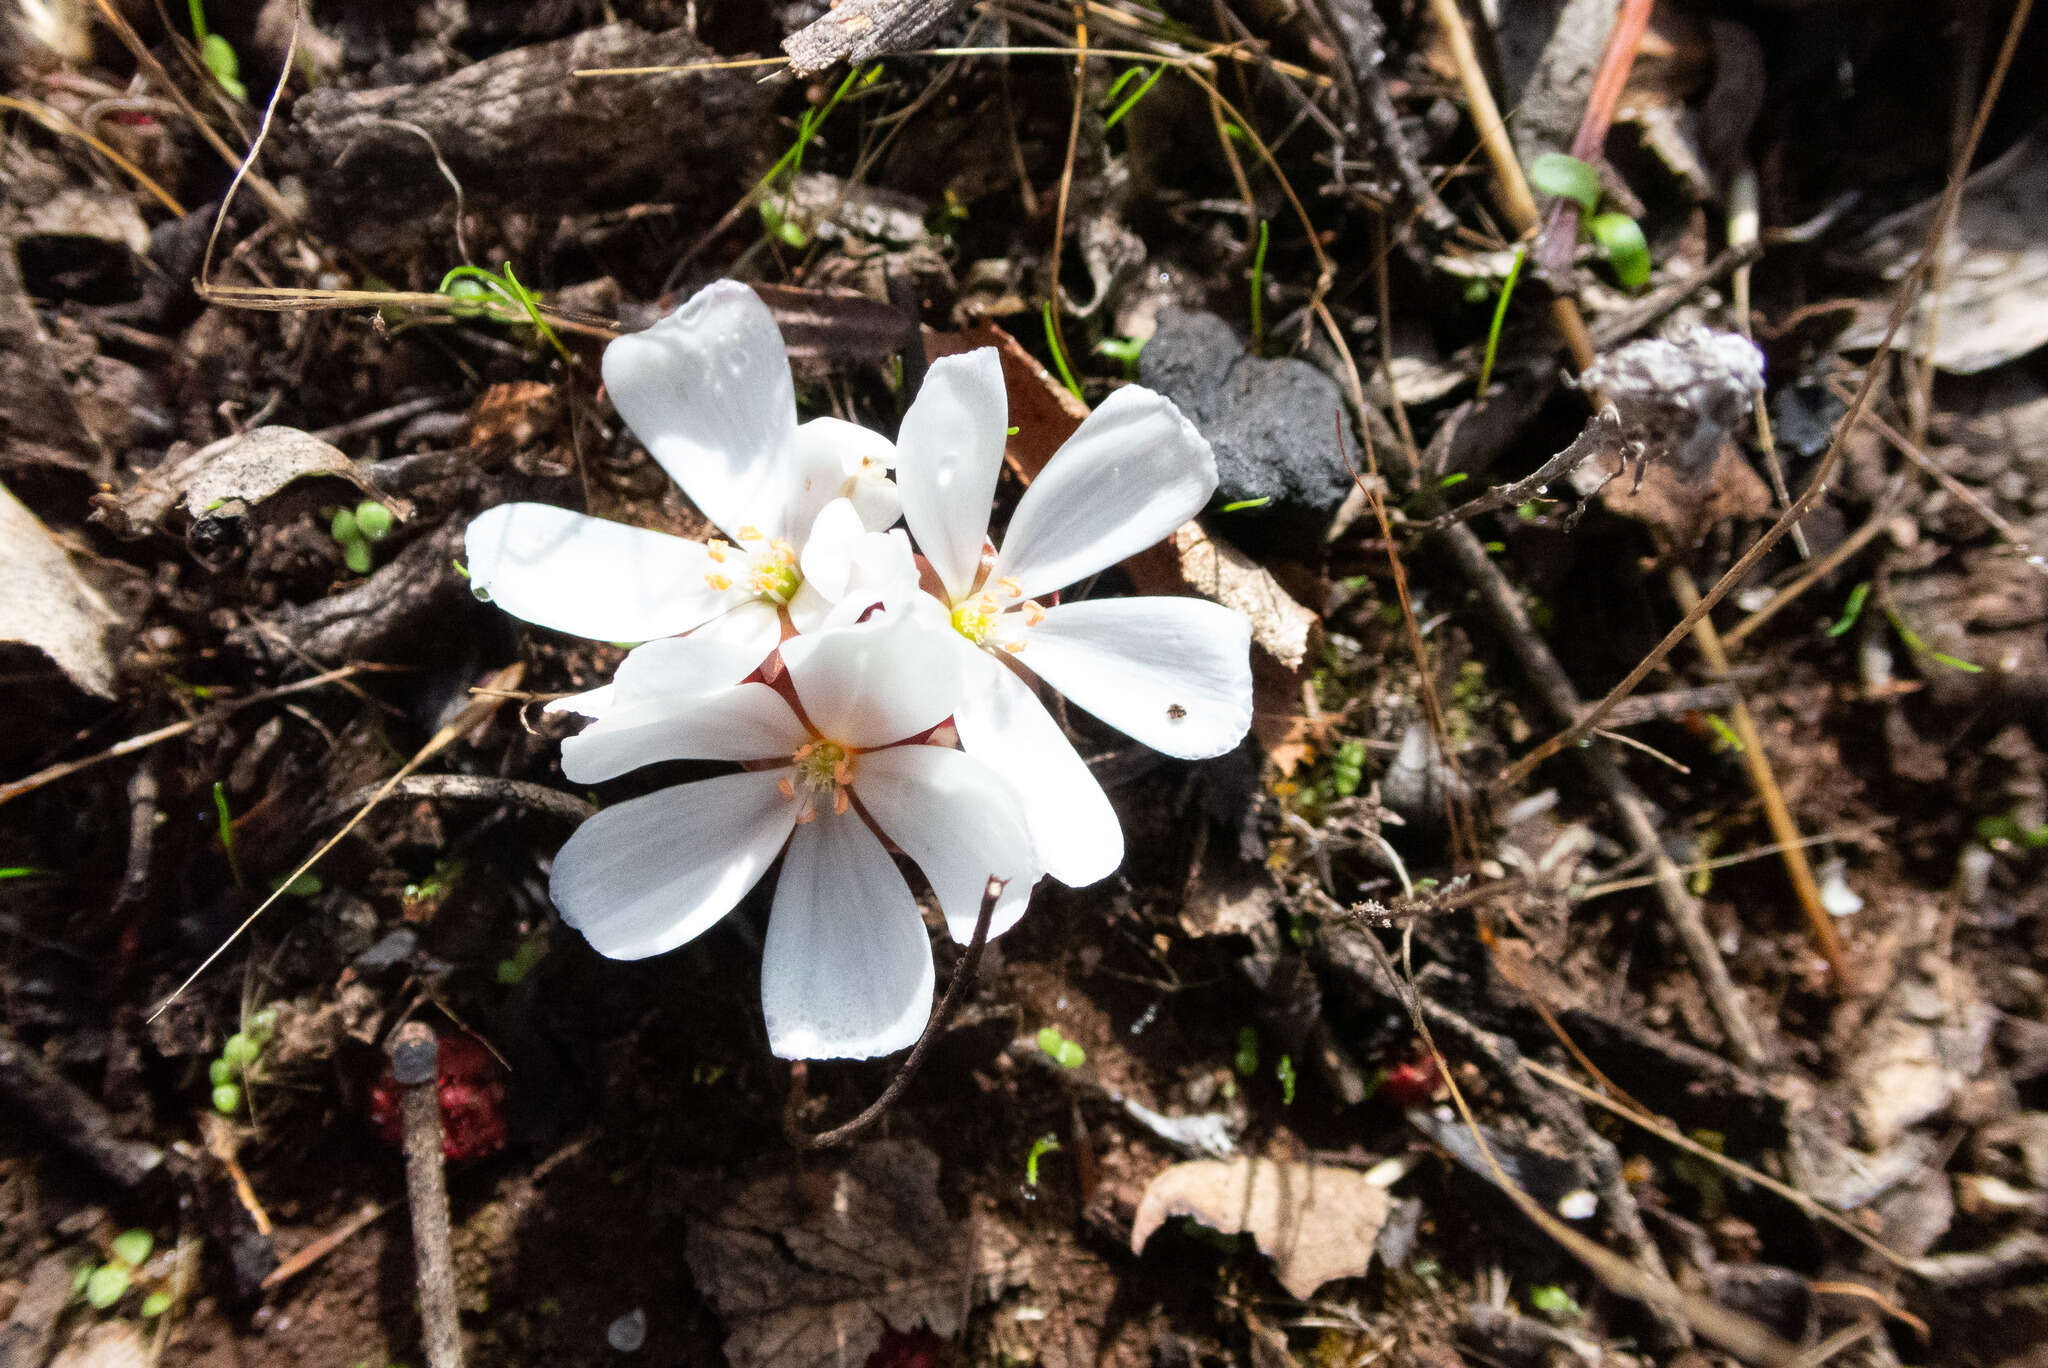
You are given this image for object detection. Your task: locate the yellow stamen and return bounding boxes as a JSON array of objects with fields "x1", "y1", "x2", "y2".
[
  {"x1": 736, "y1": 524, "x2": 762, "y2": 541},
  {"x1": 998, "y1": 576, "x2": 1024, "y2": 599},
  {"x1": 833, "y1": 789, "x2": 850, "y2": 816},
  {"x1": 706, "y1": 539, "x2": 729, "y2": 563},
  {"x1": 705, "y1": 572, "x2": 733, "y2": 592},
  {"x1": 777, "y1": 777, "x2": 795, "y2": 801},
  {"x1": 1022, "y1": 600, "x2": 1047, "y2": 627}
]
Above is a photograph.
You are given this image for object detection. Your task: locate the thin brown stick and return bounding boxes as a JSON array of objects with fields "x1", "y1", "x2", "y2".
[
  {"x1": 1493, "y1": 0, "x2": 2033, "y2": 792},
  {"x1": 1043, "y1": 5, "x2": 1088, "y2": 361},
  {"x1": 0, "y1": 665, "x2": 370, "y2": 809},
  {"x1": 1721, "y1": 483, "x2": 1903, "y2": 648},
  {"x1": 1525, "y1": 1058, "x2": 1913, "y2": 1271},
  {"x1": 785, "y1": 877, "x2": 1002, "y2": 1150},
  {"x1": 390, "y1": 1024, "x2": 463, "y2": 1368},
  {"x1": 1825, "y1": 377, "x2": 2048, "y2": 573},
  {"x1": 1667, "y1": 569, "x2": 1851, "y2": 986},
  {"x1": 148, "y1": 665, "x2": 522, "y2": 1020}
]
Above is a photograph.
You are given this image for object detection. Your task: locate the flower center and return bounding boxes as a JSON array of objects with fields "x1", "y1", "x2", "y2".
[
  {"x1": 947, "y1": 577, "x2": 1043, "y2": 654},
  {"x1": 704, "y1": 526, "x2": 802, "y2": 605},
  {"x1": 777, "y1": 739, "x2": 854, "y2": 822}
]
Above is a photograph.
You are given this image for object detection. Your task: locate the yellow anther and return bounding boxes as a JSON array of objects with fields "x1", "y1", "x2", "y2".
[
  {"x1": 833, "y1": 789, "x2": 850, "y2": 816},
  {"x1": 998, "y1": 576, "x2": 1024, "y2": 599},
  {"x1": 794, "y1": 807, "x2": 815, "y2": 824},
  {"x1": 1022, "y1": 600, "x2": 1047, "y2": 627},
  {"x1": 833, "y1": 757, "x2": 853, "y2": 786},
  {"x1": 705, "y1": 572, "x2": 733, "y2": 592},
  {"x1": 1001, "y1": 640, "x2": 1027, "y2": 655},
  {"x1": 736, "y1": 524, "x2": 762, "y2": 542},
  {"x1": 770, "y1": 539, "x2": 796, "y2": 563},
  {"x1": 706, "y1": 539, "x2": 729, "y2": 563},
  {"x1": 777, "y1": 777, "x2": 795, "y2": 801}
]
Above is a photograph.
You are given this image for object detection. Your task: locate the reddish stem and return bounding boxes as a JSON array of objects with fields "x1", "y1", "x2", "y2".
[{"x1": 1534, "y1": 0, "x2": 1659, "y2": 279}]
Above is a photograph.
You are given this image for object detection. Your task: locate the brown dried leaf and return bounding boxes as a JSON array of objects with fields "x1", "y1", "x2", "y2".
[
  {"x1": 96, "y1": 426, "x2": 404, "y2": 539},
  {"x1": 0, "y1": 478, "x2": 119, "y2": 697},
  {"x1": 683, "y1": 1140, "x2": 973, "y2": 1368},
  {"x1": 1130, "y1": 1156, "x2": 1390, "y2": 1299}
]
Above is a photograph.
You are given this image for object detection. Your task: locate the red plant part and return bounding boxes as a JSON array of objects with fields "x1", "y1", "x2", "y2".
[
  {"x1": 368, "y1": 1031, "x2": 508, "y2": 1161},
  {"x1": 864, "y1": 1325, "x2": 943, "y2": 1368},
  {"x1": 1378, "y1": 1054, "x2": 1444, "y2": 1109}
]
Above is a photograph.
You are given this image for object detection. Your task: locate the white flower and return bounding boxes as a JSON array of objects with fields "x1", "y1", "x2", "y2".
[
  {"x1": 893, "y1": 349, "x2": 1254, "y2": 887},
  {"x1": 463, "y1": 280, "x2": 904, "y2": 676},
  {"x1": 547, "y1": 609, "x2": 1039, "y2": 1060}
]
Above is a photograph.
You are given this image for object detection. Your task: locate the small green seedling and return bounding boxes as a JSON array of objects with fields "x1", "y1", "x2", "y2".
[
  {"x1": 1233, "y1": 1026, "x2": 1259, "y2": 1077},
  {"x1": 1024, "y1": 1133, "x2": 1061, "y2": 1186},
  {"x1": 212, "y1": 782, "x2": 243, "y2": 889},
  {"x1": 329, "y1": 499, "x2": 395, "y2": 575},
  {"x1": 1475, "y1": 245, "x2": 1527, "y2": 394},
  {"x1": 77, "y1": 1230, "x2": 161, "y2": 1314},
  {"x1": 1096, "y1": 335, "x2": 1145, "y2": 378},
  {"x1": 496, "y1": 927, "x2": 549, "y2": 985},
  {"x1": 1041, "y1": 302, "x2": 1083, "y2": 401},
  {"x1": 1528, "y1": 1284, "x2": 1582, "y2": 1322},
  {"x1": 1218, "y1": 497, "x2": 1272, "y2": 513},
  {"x1": 436, "y1": 263, "x2": 571, "y2": 362},
  {"x1": 207, "y1": 1007, "x2": 278, "y2": 1116},
  {"x1": 1248, "y1": 220, "x2": 1270, "y2": 353},
  {"x1": 1036, "y1": 1025, "x2": 1085, "y2": 1069},
  {"x1": 1101, "y1": 63, "x2": 1167, "y2": 130},
  {"x1": 1527, "y1": 153, "x2": 1650, "y2": 289},
  {"x1": 1330, "y1": 739, "x2": 1366, "y2": 798},
  {"x1": 1275, "y1": 1054, "x2": 1296, "y2": 1105},
  {"x1": 187, "y1": 0, "x2": 246, "y2": 101}
]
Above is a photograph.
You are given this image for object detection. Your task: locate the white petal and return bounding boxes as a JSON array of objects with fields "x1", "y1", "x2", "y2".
[
  {"x1": 896, "y1": 349, "x2": 1007, "y2": 601},
  {"x1": 848, "y1": 470, "x2": 903, "y2": 533},
  {"x1": 601, "y1": 280, "x2": 797, "y2": 541},
  {"x1": 952, "y1": 653, "x2": 1122, "y2": 886},
  {"x1": 796, "y1": 497, "x2": 869, "y2": 604},
  {"x1": 855, "y1": 744, "x2": 1039, "y2": 942},
  {"x1": 546, "y1": 612, "x2": 778, "y2": 726},
  {"x1": 992, "y1": 385, "x2": 1217, "y2": 599},
  {"x1": 779, "y1": 612, "x2": 964, "y2": 749},
  {"x1": 466, "y1": 503, "x2": 728, "y2": 642},
  {"x1": 561, "y1": 681, "x2": 810, "y2": 783},
  {"x1": 761, "y1": 807, "x2": 934, "y2": 1059},
  {"x1": 605, "y1": 614, "x2": 781, "y2": 713},
  {"x1": 791, "y1": 416, "x2": 900, "y2": 534},
  {"x1": 1023, "y1": 597, "x2": 1252, "y2": 759},
  {"x1": 549, "y1": 770, "x2": 795, "y2": 960}
]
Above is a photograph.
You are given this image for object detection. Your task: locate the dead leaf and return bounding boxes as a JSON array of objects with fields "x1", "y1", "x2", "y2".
[
  {"x1": 95, "y1": 426, "x2": 405, "y2": 539},
  {"x1": 1130, "y1": 1156, "x2": 1390, "y2": 1299},
  {"x1": 683, "y1": 1139, "x2": 974, "y2": 1368},
  {"x1": 1839, "y1": 119, "x2": 2048, "y2": 374},
  {"x1": 1150, "y1": 523, "x2": 1316, "y2": 672},
  {"x1": 0, "y1": 478, "x2": 119, "y2": 697},
  {"x1": 48, "y1": 1320, "x2": 149, "y2": 1368},
  {"x1": 182, "y1": 427, "x2": 401, "y2": 522}
]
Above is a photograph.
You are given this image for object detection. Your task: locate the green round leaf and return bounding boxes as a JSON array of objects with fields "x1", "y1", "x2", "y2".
[
  {"x1": 1528, "y1": 153, "x2": 1601, "y2": 215},
  {"x1": 354, "y1": 501, "x2": 394, "y2": 541},
  {"x1": 141, "y1": 1290, "x2": 174, "y2": 1318},
  {"x1": 84, "y1": 1264, "x2": 130, "y2": 1309},
  {"x1": 248, "y1": 1007, "x2": 279, "y2": 1038},
  {"x1": 1587, "y1": 212, "x2": 1651, "y2": 289},
  {"x1": 329, "y1": 507, "x2": 358, "y2": 544},
  {"x1": 221, "y1": 1032, "x2": 259, "y2": 1070},
  {"x1": 110, "y1": 1230, "x2": 153, "y2": 1269},
  {"x1": 212, "y1": 1082, "x2": 242, "y2": 1115},
  {"x1": 343, "y1": 539, "x2": 373, "y2": 575},
  {"x1": 208, "y1": 1056, "x2": 232, "y2": 1087}
]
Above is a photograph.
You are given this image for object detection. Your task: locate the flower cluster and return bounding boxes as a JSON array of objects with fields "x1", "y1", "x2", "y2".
[{"x1": 466, "y1": 280, "x2": 1252, "y2": 1059}]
